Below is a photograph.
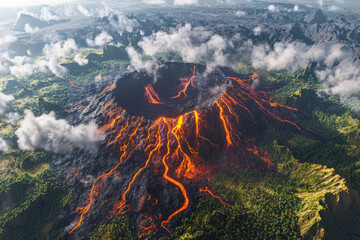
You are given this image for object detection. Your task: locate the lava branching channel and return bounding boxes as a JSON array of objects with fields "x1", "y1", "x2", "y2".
[{"x1": 69, "y1": 63, "x2": 300, "y2": 238}]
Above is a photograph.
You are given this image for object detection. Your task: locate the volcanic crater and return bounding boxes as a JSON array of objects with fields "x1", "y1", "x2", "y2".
[{"x1": 114, "y1": 62, "x2": 228, "y2": 119}]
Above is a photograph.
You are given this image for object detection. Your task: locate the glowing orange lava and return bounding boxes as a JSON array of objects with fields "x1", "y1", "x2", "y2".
[
  {"x1": 144, "y1": 84, "x2": 164, "y2": 104},
  {"x1": 70, "y1": 70, "x2": 300, "y2": 236},
  {"x1": 65, "y1": 105, "x2": 86, "y2": 112},
  {"x1": 199, "y1": 187, "x2": 231, "y2": 207},
  {"x1": 67, "y1": 82, "x2": 85, "y2": 90},
  {"x1": 170, "y1": 66, "x2": 196, "y2": 99}
]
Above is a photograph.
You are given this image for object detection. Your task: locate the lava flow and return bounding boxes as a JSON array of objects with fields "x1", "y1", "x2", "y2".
[
  {"x1": 144, "y1": 84, "x2": 164, "y2": 104},
  {"x1": 170, "y1": 66, "x2": 196, "y2": 100},
  {"x1": 69, "y1": 65, "x2": 300, "y2": 238}
]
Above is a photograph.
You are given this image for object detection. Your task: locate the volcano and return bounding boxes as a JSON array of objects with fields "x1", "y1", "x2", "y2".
[
  {"x1": 57, "y1": 62, "x2": 301, "y2": 239},
  {"x1": 114, "y1": 63, "x2": 227, "y2": 119}
]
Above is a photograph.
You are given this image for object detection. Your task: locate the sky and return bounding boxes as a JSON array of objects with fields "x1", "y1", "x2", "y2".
[
  {"x1": 0, "y1": 0, "x2": 75, "y2": 9},
  {"x1": 0, "y1": 0, "x2": 359, "y2": 10}
]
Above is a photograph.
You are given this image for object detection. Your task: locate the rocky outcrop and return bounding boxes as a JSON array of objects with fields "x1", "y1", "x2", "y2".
[{"x1": 272, "y1": 141, "x2": 360, "y2": 240}]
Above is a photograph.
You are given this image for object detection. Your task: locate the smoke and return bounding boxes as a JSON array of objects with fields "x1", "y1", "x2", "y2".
[
  {"x1": 0, "y1": 93, "x2": 14, "y2": 116},
  {"x1": 74, "y1": 54, "x2": 89, "y2": 66},
  {"x1": 174, "y1": 0, "x2": 198, "y2": 5},
  {"x1": 43, "y1": 39, "x2": 78, "y2": 58},
  {"x1": 16, "y1": 110, "x2": 102, "y2": 153},
  {"x1": 86, "y1": 31, "x2": 113, "y2": 47},
  {"x1": 36, "y1": 58, "x2": 68, "y2": 78},
  {"x1": 133, "y1": 24, "x2": 229, "y2": 73},
  {"x1": 126, "y1": 46, "x2": 159, "y2": 74}
]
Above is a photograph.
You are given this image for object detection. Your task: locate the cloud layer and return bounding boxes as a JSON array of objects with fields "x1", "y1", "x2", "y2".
[
  {"x1": 250, "y1": 41, "x2": 360, "y2": 96},
  {"x1": 16, "y1": 110, "x2": 101, "y2": 153},
  {"x1": 127, "y1": 24, "x2": 229, "y2": 73}
]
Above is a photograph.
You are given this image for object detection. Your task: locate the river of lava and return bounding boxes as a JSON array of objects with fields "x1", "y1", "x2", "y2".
[{"x1": 69, "y1": 73, "x2": 300, "y2": 237}]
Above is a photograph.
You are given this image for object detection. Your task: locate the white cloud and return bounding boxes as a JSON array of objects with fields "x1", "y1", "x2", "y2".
[
  {"x1": 267, "y1": 5, "x2": 276, "y2": 12},
  {"x1": 294, "y1": 5, "x2": 299, "y2": 12},
  {"x1": 316, "y1": 60, "x2": 360, "y2": 96},
  {"x1": 40, "y1": 6, "x2": 59, "y2": 21},
  {"x1": 0, "y1": 137, "x2": 9, "y2": 152},
  {"x1": 6, "y1": 112, "x2": 20, "y2": 124},
  {"x1": 174, "y1": 0, "x2": 198, "y2": 5},
  {"x1": 36, "y1": 58, "x2": 68, "y2": 78},
  {"x1": 9, "y1": 56, "x2": 33, "y2": 65},
  {"x1": 25, "y1": 23, "x2": 39, "y2": 33},
  {"x1": 77, "y1": 5, "x2": 92, "y2": 17},
  {"x1": 0, "y1": 62, "x2": 9, "y2": 75},
  {"x1": 251, "y1": 42, "x2": 330, "y2": 72},
  {"x1": 135, "y1": 24, "x2": 228, "y2": 71},
  {"x1": 0, "y1": 93, "x2": 14, "y2": 116},
  {"x1": 253, "y1": 26, "x2": 262, "y2": 36},
  {"x1": 143, "y1": 0, "x2": 166, "y2": 4},
  {"x1": 43, "y1": 38, "x2": 78, "y2": 58},
  {"x1": 235, "y1": 10, "x2": 246, "y2": 17},
  {"x1": 328, "y1": 6, "x2": 339, "y2": 11},
  {"x1": 0, "y1": 34, "x2": 17, "y2": 49},
  {"x1": 250, "y1": 41, "x2": 360, "y2": 96},
  {"x1": 126, "y1": 46, "x2": 158, "y2": 74},
  {"x1": 74, "y1": 54, "x2": 88, "y2": 66},
  {"x1": 86, "y1": 31, "x2": 113, "y2": 47},
  {"x1": 10, "y1": 63, "x2": 34, "y2": 78},
  {"x1": 16, "y1": 110, "x2": 101, "y2": 153}
]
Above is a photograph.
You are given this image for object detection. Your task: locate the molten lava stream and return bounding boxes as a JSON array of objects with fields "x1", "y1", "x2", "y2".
[
  {"x1": 170, "y1": 66, "x2": 196, "y2": 100},
  {"x1": 67, "y1": 82, "x2": 85, "y2": 90},
  {"x1": 199, "y1": 187, "x2": 231, "y2": 207},
  {"x1": 160, "y1": 118, "x2": 190, "y2": 235},
  {"x1": 144, "y1": 84, "x2": 164, "y2": 104}
]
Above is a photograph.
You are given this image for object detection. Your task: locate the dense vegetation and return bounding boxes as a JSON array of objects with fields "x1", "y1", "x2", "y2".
[
  {"x1": 174, "y1": 170, "x2": 301, "y2": 240},
  {"x1": 91, "y1": 216, "x2": 135, "y2": 240},
  {"x1": 0, "y1": 170, "x2": 70, "y2": 240}
]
